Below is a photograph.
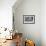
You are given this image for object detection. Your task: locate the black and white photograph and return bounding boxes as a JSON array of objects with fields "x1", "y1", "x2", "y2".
[{"x1": 23, "y1": 15, "x2": 35, "y2": 24}]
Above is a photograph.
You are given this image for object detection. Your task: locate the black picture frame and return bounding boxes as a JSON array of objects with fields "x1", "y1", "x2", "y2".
[{"x1": 23, "y1": 15, "x2": 35, "y2": 24}]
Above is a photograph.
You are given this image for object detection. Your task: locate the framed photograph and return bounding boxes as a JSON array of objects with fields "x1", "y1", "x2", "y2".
[{"x1": 23, "y1": 15, "x2": 35, "y2": 24}]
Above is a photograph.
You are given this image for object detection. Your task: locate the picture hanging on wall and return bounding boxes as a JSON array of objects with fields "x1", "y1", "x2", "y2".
[{"x1": 23, "y1": 15, "x2": 35, "y2": 24}]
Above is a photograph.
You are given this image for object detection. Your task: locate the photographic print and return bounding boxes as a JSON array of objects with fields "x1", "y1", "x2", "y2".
[{"x1": 23, "y1": 15, "x2": 35, "y2": 24}]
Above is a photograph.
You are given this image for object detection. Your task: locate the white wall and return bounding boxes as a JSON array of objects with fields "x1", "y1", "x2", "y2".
[
  {"x1": 41, "y1": 0, "x2": 46, "y2": 46},
  {"x1": 13, "y1": 0, "x2": 41, "y2": 46},
  {"x1": 0, "y1": 0, "x2": 16, "y2": 29},
  {"x1": 13, "y1": 0, "x2": 46, "y2": 46}
]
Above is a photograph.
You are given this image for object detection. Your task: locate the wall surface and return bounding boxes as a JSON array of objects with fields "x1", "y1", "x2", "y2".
[
  {"x1": 13, "y1": 0, "x2": 46, "y2": 46},
  {"x1": 41, "y1": 0, "x2": 46, "y2": 46},
  {"x1": 13, "y1": 0, "x2": 41, "y2": 46}
]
